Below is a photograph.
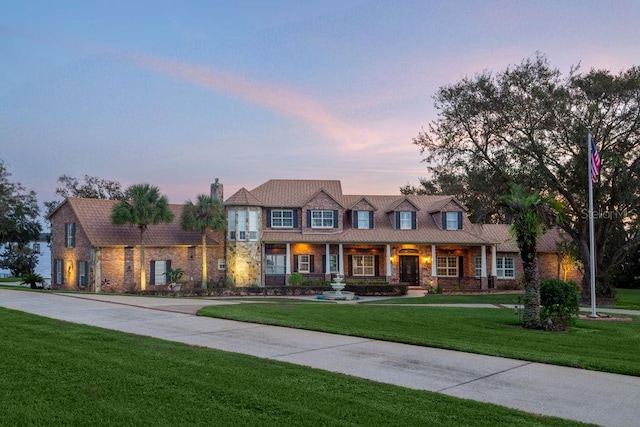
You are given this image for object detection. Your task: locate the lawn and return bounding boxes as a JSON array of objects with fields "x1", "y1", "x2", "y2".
[
  {"x1": 615, "y1": 288, "x2": 640, "y2": 310},
  {"x1": 0, "y1": 308, "x2": 581, "y2": 427},
  {"x1": 198, "y1": 303, "x2": 640, "y2": 376},
  {"x1": 364, "y1": 292, "x2": 524, "y2": 305}
]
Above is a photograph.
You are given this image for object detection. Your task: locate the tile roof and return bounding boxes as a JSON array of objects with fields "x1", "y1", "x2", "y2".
[
  {"x1": 58, "y1": 198, "x2": 220, "y2": 247},
  {"x1": 224, "y1": 187, "x2": 262, "y2": 206},
  {"x1": 228, "y1": 179, "x2": 344, "y2": 207},
  {"x1": 477, "y1": 224, "x2": 571, "y2": 253}
]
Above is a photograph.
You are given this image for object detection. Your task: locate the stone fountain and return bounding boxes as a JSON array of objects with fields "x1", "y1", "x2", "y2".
[{"x1": 316, "y1": 274, "x2": 358, "y2": 301}]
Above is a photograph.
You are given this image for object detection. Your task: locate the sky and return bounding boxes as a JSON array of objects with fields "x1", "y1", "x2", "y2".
[{"x1": 2, "y1": 0, "x2": 640, "y2": 213}]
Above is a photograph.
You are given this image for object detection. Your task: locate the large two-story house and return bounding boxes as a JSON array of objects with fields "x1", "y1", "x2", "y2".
[{"x1": 224, "y1": 179, "x2": 578, "y2": 290}]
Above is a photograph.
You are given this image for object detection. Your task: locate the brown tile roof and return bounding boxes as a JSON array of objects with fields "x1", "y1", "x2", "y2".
[
  {"x1": 230, "y1": 179, "x2": 344, "y2": 207},
  {"x1": 60, "y1": 198, "x2": 219, "y2": 247},
  {"x1": 477, "y1": 224, "x2": 570, "y2": 253},
  {"x1": 224, "y1": 187, "x2": 262, "y2": 206}
]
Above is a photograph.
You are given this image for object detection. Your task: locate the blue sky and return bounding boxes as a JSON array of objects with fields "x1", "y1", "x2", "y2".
[{"x1": 2, "y1": 0, "x2": 640, "y2": 208}]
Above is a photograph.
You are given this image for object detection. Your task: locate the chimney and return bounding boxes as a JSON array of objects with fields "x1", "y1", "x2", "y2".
[{"x1": 210, "y1": 178, "x2": 224, "y2": 201}]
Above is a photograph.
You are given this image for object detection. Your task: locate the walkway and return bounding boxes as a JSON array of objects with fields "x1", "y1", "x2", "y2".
[{"x1": 1, "y1": 289, "x2": 639, "y2": 426}]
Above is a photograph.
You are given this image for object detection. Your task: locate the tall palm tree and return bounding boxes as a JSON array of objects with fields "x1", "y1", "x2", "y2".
[
  {"x1": 111, "y1": 184, "x2": 174, "y2": 291},
  {"x1": 180, "y1": 194, "x2": 227, "y2": 288},
  {"x1": 499, "y1": 183, "x2": 562, "y2": 329}
]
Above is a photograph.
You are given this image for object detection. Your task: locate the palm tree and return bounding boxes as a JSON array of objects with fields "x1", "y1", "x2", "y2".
[
  {"x1": 111, "y1": 184, "x2": 174, "y2": 291},
  {"x1": 499, "y1": 183, "x2": 562, "y2": 329},
  {"x1": 180, "y1": 194, "x2": 227, "y2": 288}
]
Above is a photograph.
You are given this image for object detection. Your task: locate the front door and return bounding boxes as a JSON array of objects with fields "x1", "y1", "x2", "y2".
[{"x1": 399, "y1": 256, "x2": 419, "y2": 285}]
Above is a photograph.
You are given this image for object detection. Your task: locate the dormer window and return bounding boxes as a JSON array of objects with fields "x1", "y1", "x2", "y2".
[
  {"x1": 396, "y1": 211, "x2": 416, "y2": 230},
  {"x1": 308, "y1": 210, "x2": 337, "y2": 229},
  {"x1": 271, "y1": 209, "x2": 294, "y2": 228},
  {"x1": 442, "y1": 212, "x2": 463, "y2": 230},
  {"x1": 354, "y1": 210, "x2": 373, "y2": 229}
]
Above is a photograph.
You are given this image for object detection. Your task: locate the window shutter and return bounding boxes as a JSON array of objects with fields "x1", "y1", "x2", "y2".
[
  {"x1": 396, "y1": 212, "x2": 400, "y2": 229},
  {"x1": 293, "y1": 210, "x2": 299, "y2": 227},
  {"x1": 166, "y1": 260, "x2": 171, "y2": 274},
  {"x1": 369, "y1": 211, "x2": 374, "y2": 229},
  {"x1": 458, "y1": 256, "x2": 464, "y2": 278},
  {"x1": 374, "y1": 255, "x2": 380, "y2": 277},
  {"x1": 442, "y1": 212, "x2": 447, "y2": 230},
  {"x1": 333, "y1": 210, "x2": 338, "y2": 228},
  {"x1": 306, "y1": 210, "x2": 311, "y2": 228},
  {"x1": 53, "y1": 260, "x2": 58, "y2": 285},
  {"x1": 348, "y1": 255, "x2": 353, "y2": 276},
  {"x1": 61, "y1": 260, "x2": 64, "y2": 284},
  {"x1": 322, "y1": 255, "x2": 326, "y2": 273},
  {"x1": 293, "y1": 255, "x2": 299, "y2": 272},
  {"x1": 69, "y1": 223, "x2": 76, "y2": 248},
  {"x1": 150, "y1": 261, "x2": 156, "y2": 285},
  {"x1": 411, "y1": 212, "x2": 417, "y2": 229},
  {"x1": 310, "y1": 255, "x2": 315, "y2": 273},
  {"x1": 266, "y1": 209, "x2": 271, "y2": 227},
  {"x1": 353, "y1": 211, "x2": 358, "y2": 229},
  {"x1": 457, "y1": 212, "x2": 463, "y2": 229}
]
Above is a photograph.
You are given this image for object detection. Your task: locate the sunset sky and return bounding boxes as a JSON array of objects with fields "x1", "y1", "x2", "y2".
[{"x1": 2, "y1": 0, "x2": 640, "y2": 211}]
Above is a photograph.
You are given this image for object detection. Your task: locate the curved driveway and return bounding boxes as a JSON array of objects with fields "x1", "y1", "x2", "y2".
[{"x1": 1, "y1": 289, "x2": 639, "y2": 427}]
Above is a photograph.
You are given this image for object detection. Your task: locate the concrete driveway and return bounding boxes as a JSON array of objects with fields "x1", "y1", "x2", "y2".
[{"x1": 1, "y1": 289, "x2": 638, "y2": 426}]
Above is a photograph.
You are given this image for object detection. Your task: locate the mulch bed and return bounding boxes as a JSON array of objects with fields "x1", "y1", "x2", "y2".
[{"x1": 579, "y1": 314, "x2": 633, "y2": 322}]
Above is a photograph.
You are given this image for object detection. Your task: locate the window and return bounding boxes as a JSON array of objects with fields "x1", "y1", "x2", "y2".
[
  {"x1": 443, "y1": 212, "x2": 463, "y2": 230},
  {"x1": 353, "y1": 254, "x2": 374, "y2": 276},
  {"x1": 266, "y1": 254, "x2": 286, "y2": 275},
  {"x1": 297, "y1": 254, "x2": 311, "y2": 273},
  {"x1": 54, "y1": 259, "x2": 64, "y2": 284},
  {"x1": 399, "y1": 211, "x2": 412, "y2": 230},
  {"x1": 65, "y1": 223, "x2": 76, "y2": 248},
  {"x1": 356, "y1": 211, "x2": 371, "y2": 229},
  {"x1": 228, "y1": 210, "x2": 236, "y2": 240},
  {"x1": 437, "y1": 256, "x2": 458, "y2": 277},
  {"x1": 271, "y1": 210, "x2": 294, "y2": 228},
  {"x1": 77, "y1": 261, "x2": 88, "y2": 288},
  {"x1": 329, "y1": 254, "x2": 339, "y2": 273},
  {"x1": 474, "y1": 257, "x2": 482, "y2": 278},
  {"x1": 249, "y1": 210, "x2": 258, "y2": 241},
  {"x1": 237, "y1": 209, "x2": 247, "y2": 241},
  {"x1": 33, "y1": 242, "x2": 41, "y2": 254},
  {"x1": 151, "y1": 260, "x2": 169, "y2": 285},
  {"x1": 311, "y1": 210, "x2": 334, "y2": 228},
  {"x1": 218, "y1": 259, "x2": 226, "y2": 270},
  {"x1": 496, "y1": 257, "x2": 515, "y2": 278}
]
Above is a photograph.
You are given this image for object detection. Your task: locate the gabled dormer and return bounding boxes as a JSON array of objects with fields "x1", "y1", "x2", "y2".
[
  {"x1": 386, "y1": 197, "x2": 420, "y2": 230},
  {"x1": 349, "y1": 197, "x2": 377, "y2": 229},
  {"x1": 302, "y1": 188, "x2": 345, "y2": 232},
  {"x1": 427, "y1": 197, "x2": 468, "y2": 230}
]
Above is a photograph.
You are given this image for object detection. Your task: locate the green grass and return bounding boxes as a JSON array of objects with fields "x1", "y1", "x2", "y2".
[
  {"x1": 0, "y1": 308, "x2": 583, "y2": 427},
  {"x1": 364, "y1": 292, "x2": 524, "y2": 305},
  {"x1": 615, "y1": 288, "x2": 640, "y2": 309},
  {"x1": 198, "y1": 303, "x2": 640, "y2": 376}
]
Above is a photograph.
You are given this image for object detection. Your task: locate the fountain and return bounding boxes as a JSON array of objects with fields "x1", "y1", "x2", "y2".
[{"x1": 316, "y1": 274, "x2": 358, "y2": 301}]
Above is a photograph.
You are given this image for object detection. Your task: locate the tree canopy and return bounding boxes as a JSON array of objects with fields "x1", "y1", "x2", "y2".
[
  {"x1": 411, "y1": 53, "x2": 640, "y2": 296},
  {"x1": 45, "y1": 174, "x2": 125, "y2": 218}
]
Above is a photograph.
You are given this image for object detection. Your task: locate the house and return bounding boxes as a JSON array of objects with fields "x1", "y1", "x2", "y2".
[
  {"x1": 48, "y1": 197, "x2": 225, "y2": 292},
  {"x1": 224, "y1": 179, "x2": 579, "y2": 290}
]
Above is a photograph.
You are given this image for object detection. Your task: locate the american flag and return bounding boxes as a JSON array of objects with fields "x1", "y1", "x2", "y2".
[{"x1": 591, "y1": 140, "x2": 601, "y2": 183}]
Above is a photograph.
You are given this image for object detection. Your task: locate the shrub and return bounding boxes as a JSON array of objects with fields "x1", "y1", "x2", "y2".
[
  {"x1": 21, "y1": 273, "x2": 46, "y2": 289},
  {"x1": 540, "y1": 279, "x2": 580, "y2": 331},
  {"x1": 288, "y1": 272, "x2": 304, "y2": 286}
]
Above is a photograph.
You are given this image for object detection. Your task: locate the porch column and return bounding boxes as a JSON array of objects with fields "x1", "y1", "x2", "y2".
[
  {"x1": 431, "y1": 244, "x2": 437, "y2": 287},
  {"x1": 285, "y1": 243, "x2": 291, "y2": 275},
  {"x1": 481, "y1": 245, "x2": 488, "y2": 290},
  {"x1": 491, "y1": 244, "x2": 497, "y2": 289},
  {"x1": 325, "y1": 244, "x2": 331, "y2": 279},
  {"x1": 385, "y1": 244, "x2": 391, "y2": 279},
  {"x1": 338, "y1": 243, "x2": 344, "y2": 276}
]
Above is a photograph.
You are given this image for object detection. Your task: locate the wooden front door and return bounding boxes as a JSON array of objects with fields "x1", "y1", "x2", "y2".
[{"x1": 399, "y1": 256, "x2": 419, "y2": 285}]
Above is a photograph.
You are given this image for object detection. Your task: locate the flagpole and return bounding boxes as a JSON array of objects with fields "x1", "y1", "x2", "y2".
[{"x1": 588, "y1": 128, "x2": 597, "y2": 318}]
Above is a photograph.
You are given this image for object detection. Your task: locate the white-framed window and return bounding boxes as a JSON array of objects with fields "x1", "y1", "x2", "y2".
[
  {"x1": 249, "y1": 210, "x2": 258, "y2": 241},
  {"x1": 297, "y1": 254, "x2": 311, "y2": 273},
  {"x1": 446, "y1": 213, "x2": 459, "y2": 230},
  {"x1": 65, "y1": 222, "x2": 76, "y2": 248},
  {"x1": 357, "y1": 211, "x2": 370, "y2": 229},
  {"x1": 152, "y1": 260, "x2": 168, "y2": 285},
  {"x1": 271, "y1": 210, "x2": 294, "y2": 228},
  {"x1": 237, "y1": 209, "x2": 247, "y2": 241},
  {"x1": 329, "y1": 254, "x2": 339, "y2": 273},
  {"x1": 399, "y1": 211, "x2": 412, "y2": 230},
  {"x1": 496, "y1": 257, "x2": 515, "y2": 278},
  {"x1": 474, "y1": 257, "x2": 482, "y2": 278},
  {"x1": 218, "y1": 259, "x2": 226, "y2": 270},
  {"x1": 311, "y1": 210, "x2": 334, "y2": 228},
  {"x1": 353, "y1": 254, "x2": 374, "y2": 276},
  {"x1": 266, "y1": 254, "x2": 286, "y2": 275},
  {"x1": 436, "y1": 256, "x2": 458, "y2": 277},
  {"x1": 228, "y1": 209, "x2": 236, "y2": 240}
]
